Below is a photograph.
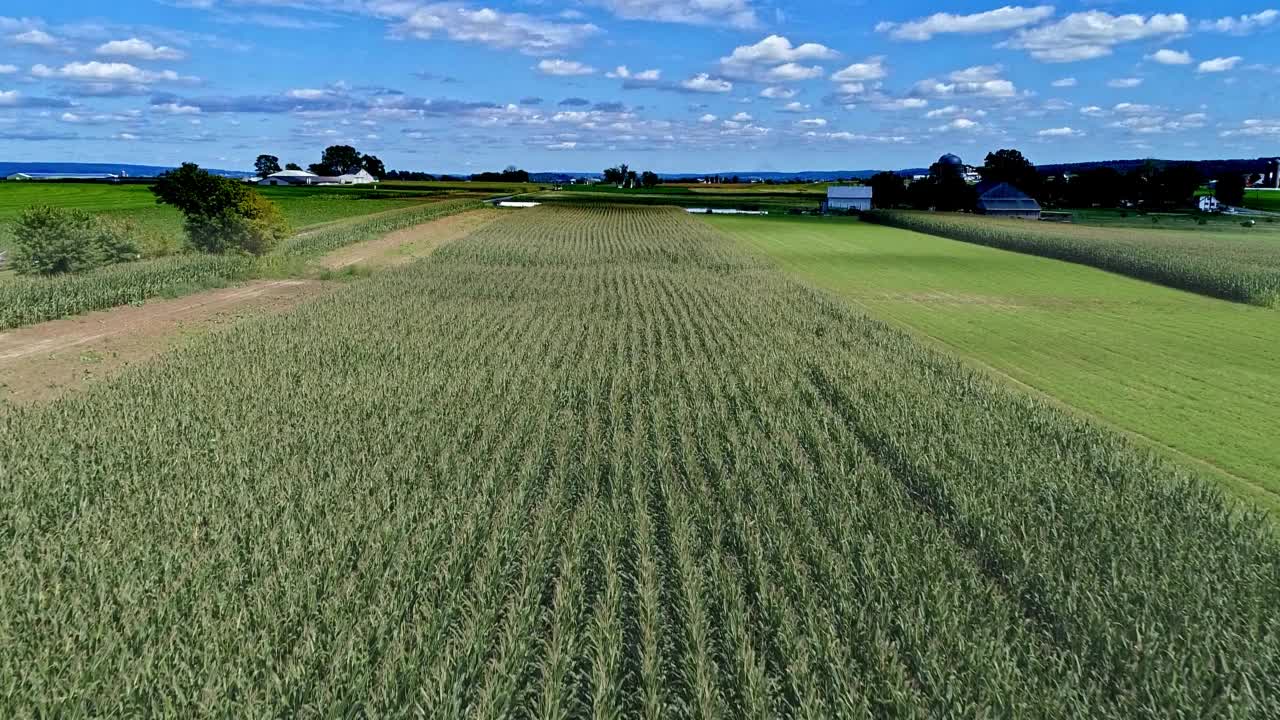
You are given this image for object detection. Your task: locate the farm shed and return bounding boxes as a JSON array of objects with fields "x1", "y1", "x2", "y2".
[
  {"x1": 258, "y1": 169, "x2": 378, "y2": 186},
  {"x1": 825, "y1": 186, "x2": 873, "y2": 212},
  {"x1": 975, "y1": 182, "x2": 1041, "y2": 220},
  {"x1": 1199, "y1": 196, "x2": 1222, "y2": 213}
]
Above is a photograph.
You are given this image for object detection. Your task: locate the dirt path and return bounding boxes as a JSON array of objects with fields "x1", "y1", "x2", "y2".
[
  {"x1": 0, "y1": 211, "x2": 491, "y2": 406},
  {"x1": 320, "y1": 210, "x2": 497, "y2": 270},
  {"x1": 0, "y1": 280, "x2": 327, "y2": 405}
]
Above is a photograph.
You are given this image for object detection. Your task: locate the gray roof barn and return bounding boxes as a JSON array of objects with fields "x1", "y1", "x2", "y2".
[
  {"x1": 975, "y1": 182, "x2": 1041, "y2": 219},
  {"x1": 825, "y1": 185, "x2": 874, "y2": 212}
]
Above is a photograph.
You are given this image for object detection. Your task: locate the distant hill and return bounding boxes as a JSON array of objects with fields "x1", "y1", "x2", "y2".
[
  {"x1": 1035, "y1": 158, "x2": 1275, "y2": 177},
  {"x1": 0, "y1": 162, "x2": 253, "y2": 179}
]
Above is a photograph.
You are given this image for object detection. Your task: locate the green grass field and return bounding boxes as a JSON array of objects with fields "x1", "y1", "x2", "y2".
[
  {"x1": 711, "y1": 215, "x2": 1280, "y2": 512},
  {"x1": 1245, "y1": 189, "x2": 1280, "y2": 212}
]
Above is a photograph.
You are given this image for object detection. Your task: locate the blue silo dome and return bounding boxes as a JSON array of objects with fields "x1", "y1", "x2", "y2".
[{"x1": 938, "y1": 153, "x2": 964, "y2": 167}]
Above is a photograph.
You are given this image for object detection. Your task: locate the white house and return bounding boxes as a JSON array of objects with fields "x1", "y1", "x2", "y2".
[
  {"x1": 1199, "y1": 195, "x2": 1222, "y2": 213},
  {"x1": 826, "y1": 185, "x2": 873, "y2": 212}
]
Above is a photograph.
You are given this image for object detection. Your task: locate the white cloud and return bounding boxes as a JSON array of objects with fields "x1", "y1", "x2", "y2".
[
  {"x1": 760, "y1": 86, "x2": 797, "y2": 99},
  {"x1": 830, "y1": 56, "x2": 887, "y2": 82},
  {"x1": 1079, "y1": 105, "x2": 1105, "y2": 117},
  {"x1": 797, "y1": 117, "x2": 827, "y2": 127},
  {"x1": 116, "y1": 132, "x2": 139, "y2": 141},
  {"x1": 933, "y1": 117, "x2": 980, "y2": 132},
  {"x1": 698, "y1": 113, "x2": 717, "y2": 123},
  {"x1": 876, "y1": 5, "x2": 1055, "y2": 41},
  {"x1": 1051, "y1": 77, "x2": 1077, "y2": 87},
  {"x1": 1038, "y1": 126, "x2": 1082, "y2": 137},
  {"x1": 96, "y1": 38, "x2": 186, "y2": 61},
  {"x1": 1200, "y1": 10, "x2": 1278, "y2": 35},
  {"x1": 1197, "y1": 56, "x2": 1243, "y2": 73},
  {"x1": 535, "y1": 59, "x2": 596, "y2": 76},
  {"x1": 914, "y1": 71, "x2": 1019, "y2": 98},
  {"x1": 925, "y1": 105, "x2": 960, "y2": 118},
  {"x1": 680, "y1": 73, "x2": 732, "y2": 93},
  {"x1": 1220, "y1": 118, "x2": 1280, "y2": 137},
  {"x1": 1107, "y1": 77, "x2": 1143, "y2": 88},
  {"x1": 948, "y1": 65, "x2": 1003, "y2": 82},
  {"x1": 1113, "y1": 102, "x2": 1155, "y2": 114},
  {"x1": 718, "y1": 35, "x2": 837, "y2": 82},
  {"x1": 1005, "y1": 11, "x2": 1188, "y2": 63},
  {"x1": 152, "y1": 101, "x2": 202, "y2": 114},
  {"x1": 608, "y1": 66, "x2": 661, "y2": 81},
  {"x1": 731, "y1": 111, "x2": 752, "y2": 122},
  {"x1": 586, "y1": 0, "x2": 759, "y2": 29},
  {"x1": 1146, "y1": 49, "x2": 1192, "y2": 65},
  {"x1": 30, "y1": 61, "x2": 196, "y2": 85},
  {"x1": 0, "y1": 64, "x2": 16, "y2": 74},
  {"x1": 387, "y1": 4, "x2": 601, "y2": 56},
  {"x1": 10, "y1": 29, "x2": 58, "y2": 47},
  {"x1": 876, "y1": 97, "x2": 929, "y2": 111},
  {"x1": 779, "y1": 101, "x2": 810, "y2": 112}
]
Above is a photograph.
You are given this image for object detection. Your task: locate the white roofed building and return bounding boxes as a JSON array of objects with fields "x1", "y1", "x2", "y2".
[{"x1": 825, "y1": 185, "x2": 873, "y2": 212}]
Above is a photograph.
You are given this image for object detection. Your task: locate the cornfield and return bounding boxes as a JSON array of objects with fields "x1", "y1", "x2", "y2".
[
  {"x1": 1, "y1": 205, "x2": 1276, "y2": 717},
  {"x1": 866, "y1": 209, "x2": 1280, "y2": 306},
  {"x1": 0, "y1": 199, "x2": 482, "y2": 330}
]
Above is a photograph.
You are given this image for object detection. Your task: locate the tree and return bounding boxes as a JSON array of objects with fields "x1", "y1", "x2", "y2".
[
  {"x1": 868, "y1": 172, "x2": 906, "y2": 209},
  {"x1": 285, "y1": 163, "x2": 303, "y2": 171},
  {"x1": 151, "y1": 163, "x2": 290, "y2": 256},
  {"x1": 255, "y1": 154, "x2": 281, "y2": 177},
  {"x1": 360, "y1": 154, "x2": 386, "y2": 179},
  {"x1": 151, "y1": 163, "x2": 250, "y2": 219},
  {"x1": 9, "y1": 206, "x2": 137, "y2": 275},
  {"x1": 980, "y1": 149, "x2": 1041, "y2": 197},
  {"x1": 1151, "y1": 163, "x2": 1202, "y2": 208},
  {"x1": 641, "y1": 170, "x2": 660, "y2": 188},
  {"x1": 1213, "y1": 172, "x2": 1246, "y2": 207},
  {"x1": 602, "y1": 166, "x2": 624, "y2": 184},
  {"x1": 309, "y1": 145, "x2": 363, "y2": 176},
  {"x1": 928, "y1": 159, "x2": 976, "y2": 212}
]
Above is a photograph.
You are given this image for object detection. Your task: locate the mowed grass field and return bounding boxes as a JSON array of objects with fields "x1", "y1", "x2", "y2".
[
  {"x1": 712, "y1": 215, "x2": 1280, "y2": 511},
  {"x1": 3, "y1": 205, "x2": 1278, "y2": 715}
]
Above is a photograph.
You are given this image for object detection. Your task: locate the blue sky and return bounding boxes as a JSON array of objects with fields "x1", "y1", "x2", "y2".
[{"x1": 0, "y1": 1, "x2": 1277, "y2": 173}]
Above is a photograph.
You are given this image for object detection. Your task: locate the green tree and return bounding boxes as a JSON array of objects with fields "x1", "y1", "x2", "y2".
[
  {"x1": 640, "y1": 170, "x2": 660, "y2": 188},
  {"x1": 310, "y1": 145, "x2": 363, "y2": 176},
  {"x1": 285, "y1": 162, "x2": 303, "y2": 171},
  {"x1": 1214, "y1": 173, "x2": 1246, "y2": 207},
  {"x1": 928, "y1": 160, "x2": 977, "y2": 212},
  {"x1": 980, "y1": 149, "x2": 1041, "y2": 196},
  {"x1": 360, "y1": 154, "x2": 386, "y2": 178},
  {"x1": 868, "y1": 172, "x2": 906, "y2": 208},
  {"x1": 9, "y1": 206, "x2": 137, "y2": 275},
  {"x1": 255, "y1": 154, "x2": 281, "y2": 177},
  {"x1": 151, "y1": 163, "x2": 289, "y2": 256}
]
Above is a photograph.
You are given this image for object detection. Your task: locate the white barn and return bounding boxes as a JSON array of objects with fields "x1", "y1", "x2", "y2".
[
  {"x1": 825, "y1": 185, "x2": 873, "y2": 212},
  {"x1": 259, "y1": 168, "x2": 378, "y2": 186},
  {"x1": 1199, "y1": 195, "x2": 1222, "y2": 213}
]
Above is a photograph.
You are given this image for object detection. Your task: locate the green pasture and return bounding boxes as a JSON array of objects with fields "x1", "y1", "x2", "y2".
[
  {"x1": 711, "y1": 214, "x2": 1280, "y2": 513},
  {"x1": 1245, "y1": 189, "x2": 1280, "y2": 212}
]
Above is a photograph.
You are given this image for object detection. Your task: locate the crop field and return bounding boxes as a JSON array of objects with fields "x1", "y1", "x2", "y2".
[
  {"x1": 1069, "y1": 208, "x2": 1280, "y2": 235},
  {"x1": 0, "y1": 199, "x2": 482, "y2": 330},
  {"x1": 713, "y1": 215, "x2": 1280, "y2": 510},
  {"x1": 0, "y1": 182, "x2": 469, "y2": 255},
  {"x1": 534, "y1": 187, "x2": 820, "y2": 213},
  {"x1": 867, "y1": 209, "x2": 1280, "y2": 306},
  {"x1": 2, "y1": 205, "x2": 1277, "y2": 716}
]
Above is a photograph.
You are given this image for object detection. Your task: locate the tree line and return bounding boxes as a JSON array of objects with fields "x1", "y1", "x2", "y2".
[
  {"x1": 866, "y1": 149, "x2": 1235, "y2": 212},
  {"x1": 255, "y1": 146, "x2": 386, "y2": 179}
]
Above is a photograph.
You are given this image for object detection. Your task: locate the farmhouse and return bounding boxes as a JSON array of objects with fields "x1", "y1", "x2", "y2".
[
  {"x1": 258, "y1": 169, "x2": 377, "y2": 186},
  {"x1": 825, "y1": 185, "x2": 873, "y2": 212},
  {"x1": 975, "y1": 182, "x2": 1041, "y2": 220},
  {"x1": 1199, "y1": 195, "x2": 1222, "y2": 213}
]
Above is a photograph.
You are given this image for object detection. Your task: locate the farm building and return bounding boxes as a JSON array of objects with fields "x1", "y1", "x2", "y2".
[
  {"x1": 258, "y1": 169, "x2": 378, "y2": 186},
  {"x1": 975, "y1": 182, "x2": 1041, "y2": 220},
  {"x1": 1199, "y1": 196, "x2": 1222, "y2": 213},
  {"x1": 825, "y1": 186, "x2": 873, "y2": 212},
  {"x1": 6, "y1": 172, "x2": 119, "y2": 181}
]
